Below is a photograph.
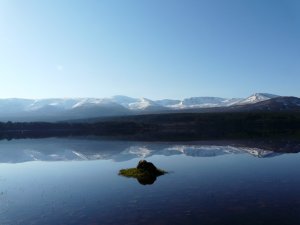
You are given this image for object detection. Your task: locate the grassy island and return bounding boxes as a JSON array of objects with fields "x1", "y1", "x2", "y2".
[{"x1": 119, "y1": 160, "x2": 167, "y2": 185}]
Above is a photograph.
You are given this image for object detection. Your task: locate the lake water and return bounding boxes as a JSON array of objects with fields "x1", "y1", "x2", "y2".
[{"x1": 0, "y1": 137, "x2": 300, "y2": 225}]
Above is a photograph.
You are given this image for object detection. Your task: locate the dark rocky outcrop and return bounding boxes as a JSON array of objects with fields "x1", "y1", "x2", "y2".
[{"x1": 137, "y1": 160, "x2": 164, "y2": 176}]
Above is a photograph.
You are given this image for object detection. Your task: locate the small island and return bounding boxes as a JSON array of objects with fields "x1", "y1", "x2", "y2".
[{"x1": 119, "y1": 160, "x2": 167, "y2": 185}]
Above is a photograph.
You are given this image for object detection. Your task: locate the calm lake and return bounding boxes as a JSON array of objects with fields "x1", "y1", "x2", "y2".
[{"x1": 0, "y1": 137, "x2": 300, "y2": 225}]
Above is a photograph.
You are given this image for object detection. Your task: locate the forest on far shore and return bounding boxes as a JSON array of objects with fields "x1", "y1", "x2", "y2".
[{"x1": 0, "y1": 112, "x2": 300, "y2": 141}]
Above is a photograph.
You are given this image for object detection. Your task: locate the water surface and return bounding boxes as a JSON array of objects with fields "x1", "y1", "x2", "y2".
[{"x1": 0, "y1": 138, "x2": 299, "y2": 225}]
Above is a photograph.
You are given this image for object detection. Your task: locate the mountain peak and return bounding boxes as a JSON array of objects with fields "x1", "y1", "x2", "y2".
[
  {"x1": 128, "y1": 98, "x2": 164, "y2": 110},
  {"x1": 236, "y1": 93, "x2": 279, "y2": 105},
  {"x1": 253, "y1": 93, "x2": 278, "y2": 98}
]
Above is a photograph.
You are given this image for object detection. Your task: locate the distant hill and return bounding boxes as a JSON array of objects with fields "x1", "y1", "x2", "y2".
[
  {"x1": 177, "y1": 96, "x2": 300, "y2": 113},
  {"x1": 0, "y1": 93, "x2": 298, "y2": 121}
]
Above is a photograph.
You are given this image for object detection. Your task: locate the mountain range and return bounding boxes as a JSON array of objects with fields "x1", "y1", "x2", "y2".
[{"x1": 0, "y1": 93, "x2": 299, "y2": 121}]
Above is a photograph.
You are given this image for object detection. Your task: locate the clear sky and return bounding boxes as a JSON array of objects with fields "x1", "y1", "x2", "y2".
[{"x1": 0, "y1": 0, "x2": 299, "y2": 100}]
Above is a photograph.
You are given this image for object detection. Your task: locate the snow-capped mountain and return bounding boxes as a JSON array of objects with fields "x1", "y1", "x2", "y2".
[
  {"x1": 0, "y1": 98, "x2": 131, "y2": 121},
  {"x1": 71, "y1": 98, "x2": 119, "y2": 109},
  {"x1": 0, "y1": 93, "x2": 296, "y2": 121},
  {"x1": 154, "y1": 97, "x2": 242, "y2": 108},
  {"x1": 109, "y1": 95, "x2": 139, "y2": 108},
  {"x1": 128, "y1": 98, "x2": 167, "y2": 111},
  {"x1": 180, "y1": 97, "x2": 242, "y2": 108},
  {"x1": 66, "y1": 99, "x2": 130, "y2": 119},
  {"x1": 236, "y1": 96, "x2": 300, "y2": 112},
  {"x1": 109, "y1": 96, "x2": 168, "y2": 111},
  {"x1": 235, "y1": 93, "x2": 279, "y2": 105},
  {"x1": 26, "y1": 98, "x2": 79, "y2": 111}
]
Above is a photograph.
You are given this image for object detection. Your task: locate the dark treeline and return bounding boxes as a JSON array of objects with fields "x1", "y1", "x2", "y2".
[
  {"x1": 1, "y1": 112, "x2": 300, "y2": 140},
  {"x1": 0, "y1": 121, "x2": 148, "y2": 140}
]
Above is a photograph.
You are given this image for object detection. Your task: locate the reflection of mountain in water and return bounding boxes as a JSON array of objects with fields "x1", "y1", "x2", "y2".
[
  {"x1": 159, "y1": 145, "x2": 279, "y2": 158},
  {"x1": 0, "y1": 138, "x2": 299, "y2": 163}
]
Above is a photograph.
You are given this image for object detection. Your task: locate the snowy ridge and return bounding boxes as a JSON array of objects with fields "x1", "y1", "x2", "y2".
[
  {"x1": 127, "y1": 98, "x2": 163, "y2": 110},
  {"x1": 0, "y1": 93, "x2": 280, "y2": 112},
  {"x1": 0, "y1": 93, "x2": 294, "y2": 121},
  {"x1": 71, "y1": 98, "x2": 120, "y2": 109},
  {"x1": 235, "y1": 93, "x2": 279, "y2": 105}
]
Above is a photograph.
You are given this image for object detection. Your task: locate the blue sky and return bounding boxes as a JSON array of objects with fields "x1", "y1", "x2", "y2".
[{"x1": 0, "y1": 0, "x2": 299, "y2": 99}]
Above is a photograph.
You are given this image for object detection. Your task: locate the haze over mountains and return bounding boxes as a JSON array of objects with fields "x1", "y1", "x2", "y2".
[{"x1": 0, "y1": 93, "x2": 299, "y2": 122}]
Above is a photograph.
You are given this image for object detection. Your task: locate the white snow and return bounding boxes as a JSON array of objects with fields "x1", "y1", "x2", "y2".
[
  {"x1": 128, "y1": 98, "x2": 163, "y2": 110},
  {"x1": 235, "y1": 93, "x2": 279, "y2": 105}
]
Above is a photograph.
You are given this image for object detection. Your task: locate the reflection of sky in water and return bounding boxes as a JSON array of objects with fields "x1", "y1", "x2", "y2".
[{"x1": 0, "y1": 138, "x2": 300, "y2": 224}]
